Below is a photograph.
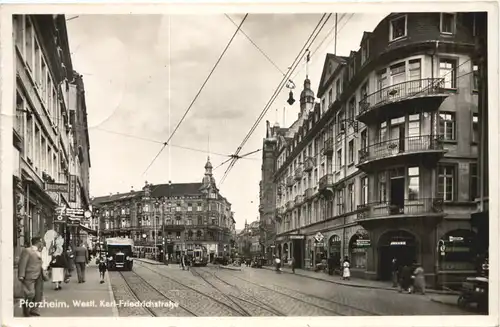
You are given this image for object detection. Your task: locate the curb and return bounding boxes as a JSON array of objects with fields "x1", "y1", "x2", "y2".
[
  {"x1": 261, "y1": 266, "x2": 458, "y2": 295},
  {"x1": 218, "y1": 265, "x2": 241, "y2": 271},
  {"x1": 134, "y1": 258, "x2": 163, "y2": 265},
  {"x1": 430, "y1": 297, "x2": 459, "y2": 308}
]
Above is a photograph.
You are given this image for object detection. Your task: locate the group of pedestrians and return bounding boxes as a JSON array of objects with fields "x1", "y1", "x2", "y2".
[
  {"x1": 392, "y1": 258, "x2": 426, "y2": 294},
  {"x1": 17, "y1": 236, "x2": 91, "y2": 317},
  {"x1": 179, "y1": 253, "x2": 191, "y2": 271}
]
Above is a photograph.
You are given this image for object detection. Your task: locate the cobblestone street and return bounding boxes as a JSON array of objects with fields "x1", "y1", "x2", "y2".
[{"x1": 105, "y1": 261, "x2": 474, "y2": 316}]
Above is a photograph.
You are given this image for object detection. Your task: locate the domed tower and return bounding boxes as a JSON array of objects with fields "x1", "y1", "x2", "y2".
[
  {"x1": 300, "y1": 77, "x2": 315, "y2": 115},
  {"x1": 201, "y1": 156, "x2": 217, "y2": 195}
]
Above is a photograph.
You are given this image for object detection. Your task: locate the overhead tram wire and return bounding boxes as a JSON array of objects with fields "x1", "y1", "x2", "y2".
[
  {"x1": 219, "y1": 13, "x2": 332, "y2": 185},
  {"x1": 141, "y1": 13, "x2": 250, "y2": 176},
  {"x1": 225, "y1": 14, "x2": 287, "y2": 77},
  {"x1": 219, "y1": 14, "x2": 331, "y2": 185}
]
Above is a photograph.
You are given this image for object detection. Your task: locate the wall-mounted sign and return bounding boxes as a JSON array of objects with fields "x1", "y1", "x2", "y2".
[
  {"x1": 289, "y1": 235, "x2": 305, "y2": 240},
  {"x1": 314, "y1": 232, "x2": 324, "y2": 242},
  {"x1": 54, "y1": 215, "x2": 66, "y2": 224},
  {"x1": 390, "y1": 241, "x2": 406, "y2": 246},
  {"x1": 69, "y1": 175, "x2": 77, "y2": 202},
  {"x1": 45, "y1": 183, "x2": 69, "y2": 193},
  {"x1": 355, "y1": 239, "x2": 371, "y2": 247},
  {"x1": 315, "y1": 242, "x2": 325, "y2": 247}
]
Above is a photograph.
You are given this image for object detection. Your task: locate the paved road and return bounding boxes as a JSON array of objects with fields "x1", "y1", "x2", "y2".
[{"x1": 108, "y1": 262, "x2": 472, "y2": 316}]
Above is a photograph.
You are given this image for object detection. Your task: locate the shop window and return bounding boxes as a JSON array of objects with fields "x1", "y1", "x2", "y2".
[
  {"x1": 328, "y1": 235, "x2": 342, "y2": 269},
  {"x1": 349, "y1": 231, "x2": 370, "y2": 269},
  {"x1": 438, "y1": 229, "x2": 476, "y2": 271}
]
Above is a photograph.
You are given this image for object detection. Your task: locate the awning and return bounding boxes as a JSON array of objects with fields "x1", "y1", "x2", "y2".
[{"x1": 79, "y1": 224, "x2": 97, "y2": 235}]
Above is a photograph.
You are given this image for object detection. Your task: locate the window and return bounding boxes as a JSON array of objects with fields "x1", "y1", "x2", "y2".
[
  {"x1": 408, "y1": 167, "x2": 420, "y2": 200},
  {"x1": 25, "y1": 18, "x2": 34, "y2": 70},
  {"x1": 337, "y1": 188, "x2": 344, "y2": 214},
  {"x1": 176, "y1": 203, "x2": 181, "y2": 212},
  {"x1": 321, "y1": 99, "x2": 326, "y2": 113},
  {"x1": 438, "y1": 165, "x2": 455, "y2": 201},
  {"x1": 378, "y1": 172, "x2": 387, "y2": 202},
  {"x1": 408, "y1": 114, "x2": 421, "y2": 138},
  {"x1": 409, "y1": 59, "x2": 422, "y2": 88},
  {"x1": 439, "y1": 59, "x2": 457, "y2": 88},
  {"x1": 328, "y1": 89, "x2": 333, "y2": 105},
  {"x1": 348, "y1": 98, "x2": 355, "y2": 121},
  {"x1": 349, "y1": 61, "x2": 355, "y2": 79},
  {"x1": 361, "y1": 129, "x2": 367, "y2": 149},
  {"x1": 472, "y1": 113, "x2": 478, "y2": 143},
  {"x1": 390, "y1": 62, "x2": 406, "y2": 85},
  {"x1": 470, "y1": 163, "x2": 478, "y2": 201},
  {"x1": 176, "y1": 231, "x2": 181, "y2": 239},
  {"x1": 440, "y1": 13, "x2": 456, "y2": 34},
  {"x1": 389, "y1": 15, "x2": 407, "y2": 41},
  {"x1": 34, "y1": 41, "x2": 42, "y2": 86},
  {"x1": 439, "y1": 112, "x2": 456, "y2": 140},
  {"x1": 379, "y1": 122, "x2": 387, "y2": 141},
  {"x1": 187, "y1": 203, "x2": 192, "y2": 211},
  {"x1": 361, "y1": 40, "x2": 369, "y2": 64},
  {"x1": 360, "y1": 82, "x2": 368, "y2": 100},
  {"x1": 348, "y1": 140, "x2": 354, "y2": 164},
  {"x1": 14, "y1": 15, "x2": 24, "y2": 53},
  {"x1": 348, "y1": 183, "x2": 355, "y2": 211},
  {"x1": 377, "y1": 69, "x2": 388, "y2": 93},
  {"x1": 337, "y1": 149, "x2": 343, "y2": 168},
  {"x1": 473, "y1": 64, "x2": 479, "y2": 91},
  {"x1": 197, "y1": 203, "x2": 202, "y2": 211},
  {"x1": 361, "y1": 177, "x2": 368, "y2": 205},
  {"x1": 336, "y1": 79, "x2": 341, "y2": 99}
]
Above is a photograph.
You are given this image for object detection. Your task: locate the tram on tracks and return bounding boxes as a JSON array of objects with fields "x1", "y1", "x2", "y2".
[
  {"x1": 105, "y1": 237, "x2": 134, "y2": 271},
  {"x1": 191, "y1": 245, "x2": 209, "y2": 267}
]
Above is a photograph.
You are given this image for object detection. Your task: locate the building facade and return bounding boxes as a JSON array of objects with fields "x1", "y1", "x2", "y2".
[
  {"x1": 270, "y1": 12, "x2": 484, "y2": 288},
  {"x1": 12, "y1": 15, "x2": 92, "y2": 262},
  {"x1": 236, "y1": 220, "x2": 260, "y2": 258},
  {"x1": 92, "y1": 158, "x2": 236, "y2": 261}
]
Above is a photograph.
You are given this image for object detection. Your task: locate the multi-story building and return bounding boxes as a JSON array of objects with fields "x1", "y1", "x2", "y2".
[
  {"x1": 12, "y1": 15, "x2": 92, "y2": 261},
  {"x1": 270, "y1": 12, "x2": 484, "y2": 288},
  {"x1": 91, "y1": 158, "x2": 236, "y2": 261},
  {"x1": 236, "y1": 220, "x2": 260, "y2": 258}
]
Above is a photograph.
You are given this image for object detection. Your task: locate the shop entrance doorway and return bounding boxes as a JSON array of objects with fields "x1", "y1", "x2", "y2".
[
  {"x1": 292, "y1": 239, "x2": 304, "y2": 269},
  {"x1": 378, "y1": 230, "x2": 417, "y2": 280}
]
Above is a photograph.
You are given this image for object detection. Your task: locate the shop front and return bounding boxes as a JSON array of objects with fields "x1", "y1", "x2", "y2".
[
  {"x1": 288, "y1": 234, "x2": 305, "y2": 269},
  {"x1": 377, "y1": 230, "x2": 418, "y2": 281},
  {"x1": 348, "y1": 229, "x2": 371, "y2": 278},
  {"x1": 437, "y1": 229, "x2": 477, "y2": 288},
  {"x1": 328, "y1": 235, "x2": 342, "y2": 272}
]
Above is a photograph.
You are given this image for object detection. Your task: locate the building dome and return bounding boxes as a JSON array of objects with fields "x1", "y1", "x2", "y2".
[{"x1": 300, "y1": 78, "x2": 315, "y2": 102}]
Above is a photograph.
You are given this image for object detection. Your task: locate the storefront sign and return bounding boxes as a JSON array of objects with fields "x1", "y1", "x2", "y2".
[
  {"x1": 315, "y1": 242, "x2": 325, "y2": 247},
  {"x1": 355, "y1": 239, "x2": 371, "y2": 247},
  {"x1": 390, "y1": 241, "x2": 406, "y2": 246},
  {"x1": 67, "y1": 219, "x2": 80, "y2": 227},
  {"x1": 69, "y1": 175, "x2": 77, "y2": 202},
  {"x1": 289, "y1": 235, "x2": 305, "y2": 240},
  {"x1": 54, "y1": 214, "x2": 66, "y2": 224},
  {"x1": 449, "y1": 236, "x2": 464, "y2": 242},
  {"x1": 45, "y1": 182, "x2": 69, "y2": 193}
]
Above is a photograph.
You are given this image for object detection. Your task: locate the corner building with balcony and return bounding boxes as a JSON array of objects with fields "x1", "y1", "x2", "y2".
[
  {"x1": 92, "y1": 158, "x2": 236, "y2": 262},
  {"x1": 272, "y1": 12, "x2": 484, "y2": 288}
]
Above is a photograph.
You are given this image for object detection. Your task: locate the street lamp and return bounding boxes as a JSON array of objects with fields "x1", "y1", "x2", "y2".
[{"x1": 162, "y1": 181, "x2": 171, "y2": 264}]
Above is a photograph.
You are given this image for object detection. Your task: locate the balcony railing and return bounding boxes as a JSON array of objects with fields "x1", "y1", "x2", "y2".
[
  {"x1": 318, "y1": 174, "x2": 334, "y2": 191},
  {"x1": 358, "y1": 135, "x2": 443, "y2": 164},
  {"x1": 304, "y1": 187, "x2": 315, "y2": 200},
  {"x1": 357, "y1": 198, "x2": 444, "y2": 220},
  {"x1": 286, "y1": 200, "x2": 295, "y2": 211},
  {"x1": 359, "y1": 78, "x2": 445, "y2": 115},
  {"x1": 304, "y1": 156, "x2": 316, "y2": 172},
  {"x1": 324, "y1": 137, "x2": 334, "y2": 156},
  {"x1": 294, "y1": 167, "x2": 303, "y2": 181},
  {"x1": 286, "y1": 176, "x2": 295, "y2": 187},
  {"x1": 295, "y1": 194, "x2": 304, "y2": 206}
]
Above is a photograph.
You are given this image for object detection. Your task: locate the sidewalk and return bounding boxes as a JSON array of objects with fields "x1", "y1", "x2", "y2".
[
  {"x1": 261, "y1": 266, "x2": 459, "y2": 295},
  {"x1": 14, "y1": 263, "x2": 118, "y2": 317}
]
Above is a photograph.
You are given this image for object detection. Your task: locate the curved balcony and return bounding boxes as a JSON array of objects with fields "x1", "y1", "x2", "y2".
[
  {"x1": 294, "y1": 194, "x2": 304, "y2": 207},
  {"x1": 286, "y1": 200, "x2": 295, "y2": 211},
  {"x1": 357, "y1": 78, "x2": 448, "y2": 124},
  {"x1": 275, "y1": 207, "x2": 284, "y2": 221},
  {"x1": 304, "y1": 156, "x2": 316, "y2": 172},
  {"x1": 357, "y1": 135, "x2": 446, "y2": 172},
  {"x1": 286, "y1": 176, "x2": 295, "y2": 187},
  {"x1": 356, "y1": 198, "x2": 445, "y2": 225},
  {"x1": 318, "y1": 174, "x2": 334, "y2": 194},
  {"x1": 323, "y1": 137, "x2": 334, "y2": 156},
  {"x1": 304, "y1": 187, "x2": 315, "y2": 201},
  {"x1": 294, "y1": 167, "x2": 303, "y2": 181}
]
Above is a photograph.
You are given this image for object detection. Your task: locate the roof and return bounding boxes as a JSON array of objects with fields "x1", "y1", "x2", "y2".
[
  {"x1": 92, "y1": 191, "x2": 142, "y2": 205},
  {"x1": 317, "y1": 54, "x2": 348, "y2": 98},
  {"x1": 151, "y1": 183, "x2": 204, "y2": 197}
]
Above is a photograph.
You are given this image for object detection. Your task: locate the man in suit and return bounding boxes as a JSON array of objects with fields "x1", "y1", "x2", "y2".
[
  {"x1": 18, "y1": 237, "x2": 45, "y2": 317},
  {"x1": 74, "y1": 241, "x2": 89, "y2": 283}
]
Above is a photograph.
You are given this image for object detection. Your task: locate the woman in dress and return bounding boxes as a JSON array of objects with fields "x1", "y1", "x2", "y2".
[
  {"x1": 49, "y1": 235, "x2": 67, "y2": 290},
  {"x1": 342, "y1": 256, "x2": 351, "y2": 280},
  {"x1": 413, "y1": 263, "x2": 425, "y2": 294}
]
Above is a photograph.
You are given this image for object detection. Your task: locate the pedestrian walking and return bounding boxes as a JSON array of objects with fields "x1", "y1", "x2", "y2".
[
  {"x1": 291, "y1": 256, "x2": 296, "y2": 274},
  {"x1": 275, "y1": 256, "x2": 281, "y2": 273},
  {"x1": 18, "y1": 237, "x2": 48, "y2": 317},
  {"x1": 64, "y1": 246, "x2": 75, "y2": 283},
  {"x1": 49, "y1": 235, "x2": 67, "y2": 291},
  {"x1": 413, "y1": 263, "x2": 425, "y2": 295},
  {"x1": 342, "y1": 256, "x2": 351, "y2": 280},
  {"x1": 391, "y1": 258, "x2": 399, "y2": 287},
  {"x1": 181, "y1": 253, "x2": 186, "y2": 270},
  {"x1": 97, "y1": 255, "x2": 108, "y2": 284},
  {"x1": 74, "y1": 241, "x2": 89, "y2": 283},
  {"x1": 399, "y1": 264, "x2": 413, "y2": 294}
]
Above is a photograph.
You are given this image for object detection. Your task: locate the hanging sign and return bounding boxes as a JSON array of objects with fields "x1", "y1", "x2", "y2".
[
  {"x1": 69, "y1": 175, "x2": 77, "y2": 202},
  {"x1": 314, "y1": 232, "x2": 324, "y2": 242}
]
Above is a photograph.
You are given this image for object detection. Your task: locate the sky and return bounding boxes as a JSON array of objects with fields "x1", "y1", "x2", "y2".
[{"x1": 65, "y1": 13, "x2": 387, "y2": 230}]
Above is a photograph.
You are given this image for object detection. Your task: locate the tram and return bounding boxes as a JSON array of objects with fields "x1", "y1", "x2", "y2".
[
  {"x1": 105, "y1": 237, "x2": 134, "y2": 271},
  {"x1": 191, "y1": 245, "x2": 209, "y2": 267}
]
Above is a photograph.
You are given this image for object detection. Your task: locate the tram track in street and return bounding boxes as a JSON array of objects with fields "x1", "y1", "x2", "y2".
[
  {"x1": 217, "y1": 268, "x2": 382, "y2": 316},
  {"x1": 134, "y1": 262, "x2": 249, "y2": 316},
  {"x1": 118, "y1": 270, "x2": 198, "y2": 316}
]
